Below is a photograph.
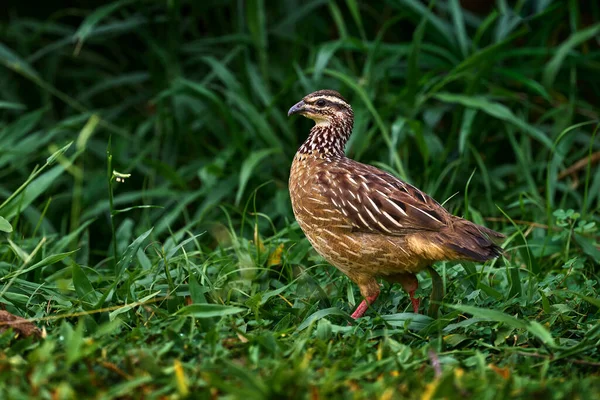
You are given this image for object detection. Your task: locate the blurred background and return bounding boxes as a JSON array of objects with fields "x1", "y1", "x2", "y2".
[{"x1": 1, "y1": 0, "x2": 599, "y2": 260}]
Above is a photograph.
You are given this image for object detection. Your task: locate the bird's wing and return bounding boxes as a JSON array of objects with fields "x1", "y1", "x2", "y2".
[{"x1": 317, "y1": 161, "x2": 450, "y2": 235}]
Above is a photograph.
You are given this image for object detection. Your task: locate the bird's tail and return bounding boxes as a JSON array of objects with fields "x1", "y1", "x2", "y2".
[{"x1": 443, "y1": 218, "x2": 505, "y2": 262}]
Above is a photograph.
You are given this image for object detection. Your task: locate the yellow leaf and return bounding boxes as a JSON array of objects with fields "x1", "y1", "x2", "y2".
[
  {"x1": 268, "y1": 243, "x2": 284, "y2": 266},
  {"x1": 174, "y1": 359, "x2": 189, "y2": 397},
  {"x1": 489, "y1": 363, "x2": 511, "y2": 380},
  {"x1": 380, "y1": 388, "x2": 394, "y2": 400},
  {"x1": 421, "y1": 379, "x2": 439, "y2": 400}
]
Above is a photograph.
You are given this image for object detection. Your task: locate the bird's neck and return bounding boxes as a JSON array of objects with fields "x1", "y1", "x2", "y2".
[{"x1": 298, "y1": 117, "x2": 353, "y2": 158}]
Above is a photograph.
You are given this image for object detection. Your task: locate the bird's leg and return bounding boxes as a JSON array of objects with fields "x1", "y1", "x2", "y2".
[
  {"x1": 388, "y1": 273, "x2": 420, "y2": 313},
  {"x1": 350, "y1": 278, "x2": 380, "y2": 320},
  {"x1": 350, "y1": 294, "x2": 379, "y2": 319},
  {"x1": 401, "y1": 275, "x2": 420, "y2": 314}
]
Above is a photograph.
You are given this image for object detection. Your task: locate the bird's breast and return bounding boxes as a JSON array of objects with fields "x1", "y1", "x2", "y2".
[{"x1": 289, "y1": 156, "x2": 347, "y2": 230}]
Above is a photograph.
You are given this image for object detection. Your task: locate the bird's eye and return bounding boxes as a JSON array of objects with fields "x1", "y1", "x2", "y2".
[{"x1": 316, "y1": 99, "x2": 326, "y2": 107}]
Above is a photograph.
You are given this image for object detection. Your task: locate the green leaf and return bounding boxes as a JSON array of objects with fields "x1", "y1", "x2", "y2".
[
  {"x1": 94, "y1": 228, "x2": 154, "y2": 309},
  {"x1": 76, "y1": 114, "x2": 100, "y2": 151},
  {"x1": 115, "y1": 227, "x2": 154, "y2": 277},
  {"x1": 567, "y1": 291, "x2": 600, "y2": 308},
  {"x1": 451, "y1": 304, "x2": 527, "y2": 329},
  {"x1": 297, "y1": 307, "x2": 348, "y2": 331},
  {"x1": 246, "y1": 0, "x2": 267, "y2": 51},
  {"x1": 328, "y1": 1, "x2": 348, "y2": 39},
  {"x1": 390, "y1": 0, "x2": 454, "y2": 47},
  {"x1": 2, "y1": 165, "x2": 68, "y2": 220},
  {"x1": 574, "y1": 233, "x2": 600, "y2": 263},
  {"x1": 0, "y1": 42, "x2": 40, "y2": 79},
  {"x1": 580, "y1": 296, "x2": 600, "y2": 309},
  {"x1": 50, "y1": 219, "x2": 95, "y2": 254},
  {"x1": 450, "y1": 305, "x2": 556, "y2": 348},
  {"x1": 73, "y1": 0, "x2": 137, "y2": 53},
  {"x1": 345, "y1": 0, "x2": 366, "y2": 40},
  {"x1": 543, "y1": 23, "x2": 600, "y2": 87},
  {"x1": 111, "y1": 205, "x2": 163, "y2": 216},
  {"x1": 175, "y1": 304, "x2": 246, "y2": 319},
  {"x1": 0, "y1": 108, "x2": 46, "y2": 147},
  {"x1": 497, "y1": 68, "x2": 551, "y2": 101},
  {"x1": 63, "y1": 321, "x2": 85, "y2": 366},
  {"x1": 314, "y1": 41, "x2": 343, "y2": 80},
  {"x1": 449, "y1": 0, "x2": 469, "y2": 58},
  {"x1": 235, "y1": 148, "x2": 279, "y2": 205},
  {"x1": 407, "y1": 18, "x2": 427, "y2": 103},
  {"x1": 381, "y1": 312, "x2": 436, "y2": 331},
  {"x1": 7, "y1": 239, "x2": 29, "y2": 262},
  {"x1": 458, "y1": 108, "x2": 476, "y2": 154},
  {"x1": 72, "y1": 263, "x2": 99, "y2": 305},
  {"x1": 0, "y1": 216, "x2": 12, "y2": 233},
  {"x1": 189, "y1": 273, "x2": 207, "y2": 304},
  {"x1": 444, "y1": 333, "x2": 470, "y2": 347},
  {"x1": 259, "y1": 282, "x2": 294, "y2": 306},
  {"x1": 434, "y1": 93, "x2": 553, "y2": 149},
  {"x1": 0, "y1": 101, "x2": 26, "y2": 110},
  {"x1": 47, "y1": 141, "x2": 73, "y2": 165},
  {"x1": 109, "y1": 291, "x2": 162, "y2": 321},
  {"x1": 528, "y1": 320, "x2": 557, "y2": 347},
  {"x1": 6, "y1": 250, "x2": 78, "y2": 278}
]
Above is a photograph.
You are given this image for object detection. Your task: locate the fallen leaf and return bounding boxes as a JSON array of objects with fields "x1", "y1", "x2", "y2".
[
  {"x1": 489, "y1": 364, "x2": 511, "y2": 380},
  {"x1": 0, "y1": 310, "x2": 43, "y2": 339}
]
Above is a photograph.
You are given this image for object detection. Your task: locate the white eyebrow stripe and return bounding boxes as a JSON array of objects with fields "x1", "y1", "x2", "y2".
[{"x1": 308, "y1": 95, "x2": 348, "y2": 106}]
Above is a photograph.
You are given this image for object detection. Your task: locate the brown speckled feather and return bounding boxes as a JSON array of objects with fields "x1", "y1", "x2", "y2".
[{"x1": 317, "y1": 160, "x2": 448, "y2": 235}]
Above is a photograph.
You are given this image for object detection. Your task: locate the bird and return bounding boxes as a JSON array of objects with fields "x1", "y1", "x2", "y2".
[{"x1": 287, "y1": 89, "x2": 505, "y2": 320}]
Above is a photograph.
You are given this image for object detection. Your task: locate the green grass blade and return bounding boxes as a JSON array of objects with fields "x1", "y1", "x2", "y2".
[{"x1": 543, "y1": 23, "x2": 600, "y2": 88}]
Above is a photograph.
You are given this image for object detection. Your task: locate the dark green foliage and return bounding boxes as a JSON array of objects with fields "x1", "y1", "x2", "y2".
[{"x1": 0, "y1": 0, "x2": 599, "y2": 398}]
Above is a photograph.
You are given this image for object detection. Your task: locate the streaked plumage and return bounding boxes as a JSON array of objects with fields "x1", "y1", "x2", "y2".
[{"x1": 288, "y1": 90, "x2": 504, "y2": 319}]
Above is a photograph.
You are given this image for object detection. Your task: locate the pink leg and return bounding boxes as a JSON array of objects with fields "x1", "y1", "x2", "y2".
[
  {"x1": 407, "y1": 288, "x2": 420, "y2": 314},
  {"x1": 350, "y1": 292, "x2": 379, "y2": 319},
  {"x1": 388, "y1": 273, "x2": 420, "y2": 314}
]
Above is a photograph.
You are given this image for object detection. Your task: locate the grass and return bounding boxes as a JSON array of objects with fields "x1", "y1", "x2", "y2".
[{"x1": 1, "y1": 0, "x2": 599, "y2": 398}]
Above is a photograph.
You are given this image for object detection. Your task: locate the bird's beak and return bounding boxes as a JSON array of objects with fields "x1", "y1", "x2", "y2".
[{"x1": 287, "y1": 100, "x2": 306, "y2": 117}]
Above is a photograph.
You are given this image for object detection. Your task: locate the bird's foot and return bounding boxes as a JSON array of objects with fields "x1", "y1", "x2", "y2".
[
  {"x1": 350, "y1": 293, "x2": 379, "y2": 320},
  {"x1": 350, "y1": 300, "x2": 369, "y2": 320}
]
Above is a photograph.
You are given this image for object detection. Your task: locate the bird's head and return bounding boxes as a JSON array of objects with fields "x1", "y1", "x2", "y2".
[{"x1": 287, "y1": 90, "x2": 353, "y2": 126}]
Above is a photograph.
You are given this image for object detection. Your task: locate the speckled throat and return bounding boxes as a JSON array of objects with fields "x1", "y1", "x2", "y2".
[{"x1": 297, "y1": 116, "x2": 354, "y2": 157}]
